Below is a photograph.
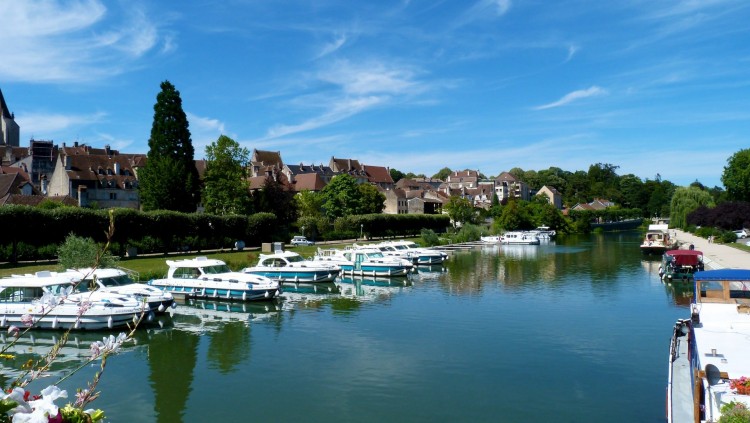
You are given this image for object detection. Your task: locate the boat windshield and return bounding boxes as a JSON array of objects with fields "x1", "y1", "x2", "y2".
[
  {"x1": 405, "y1": 242, "x2": 420, "y2": 249},
  {"x1": 366, "y1": 252, "x2": 385, "y2": 258},
  {"x1": 286, "y1": 255, "x2": 305, "y2": 263},
  {"x1": 393, "y1": 245, "x2": 408, "y2": 251},
  {"x1": 201, "y1": 265, "x2": 231, "y2": 274},
  {"x1": 89, "y1": 275, "x2": 133, "y2": 287}
]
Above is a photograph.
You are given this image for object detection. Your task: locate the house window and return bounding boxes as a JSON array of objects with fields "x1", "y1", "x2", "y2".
[{"x1": 109, "y1": 193, "x2": 117, "y2": 200}]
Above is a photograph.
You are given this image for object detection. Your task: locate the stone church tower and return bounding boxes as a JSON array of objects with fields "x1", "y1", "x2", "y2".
[{"x1": 0, "y1": 88, "x2": 20, "y2": 147}]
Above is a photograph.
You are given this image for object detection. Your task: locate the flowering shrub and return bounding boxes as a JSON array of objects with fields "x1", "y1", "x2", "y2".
[
  {"x1": 730, "y1": 377, "x2": 750, "y2": 395},
  {"x1": 719, "y1": 401, "x2": 750, "y2": 423}
]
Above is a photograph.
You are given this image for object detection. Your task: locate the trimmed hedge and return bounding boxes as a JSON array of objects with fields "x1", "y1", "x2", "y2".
[
  {"x1": 0, "y1": 206, "x2": 279, "y2": 263},
  {"x1": 334, "y1": 214, "x2": 450, "y2": 239}
]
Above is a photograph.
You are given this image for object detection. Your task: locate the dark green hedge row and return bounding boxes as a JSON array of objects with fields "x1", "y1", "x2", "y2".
[
  {"x1": 0, "y1": 205, "x2": 278, "y2": 262},
  {"x1": 334, "y1": 213, "x2": 450, "y2": 239}
]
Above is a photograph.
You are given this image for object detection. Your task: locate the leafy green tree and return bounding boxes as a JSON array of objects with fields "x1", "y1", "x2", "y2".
[
  {"x1": 295, "y1": 190, "x2": 324, "y2": 218},
  {"x1": 494, "y1": 199, "x2": 533, "y2": 231},
  {"x1": 252, "y1": 170, "x2": 297, "y2": 225},
  {"x1": 139, "y1": 81, "x2": 200, "y2": 212},
  {"x1": 320, "y1": 174, "x2": 361, "y2": 219},
  {"x1": 357, "y1": 183, "x2": 385, "y2": 214},
  {"x1": 444, "y1": 196, "x2": 475, "y2": 227},
  {"x1": 432, "y1": 167, "x2": 452, "y2": 181},
  {"x1": 389, "y1": 168, "x2": 405, "y2": 183},
  {"x1": 670, "y1": 186, "x2": 714, "y2": 228},
  {"x1": 722, "y1": 148, "x2": 750, "y2": 201},
  {"x1": 202, "y1": 135, "x2": 251, "y2": 215},
  {"x1": 57, "y1": 233, "x2": 119, "y2": 270}
]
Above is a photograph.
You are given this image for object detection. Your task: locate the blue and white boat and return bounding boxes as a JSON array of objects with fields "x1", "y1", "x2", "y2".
[
  {"x1": 0, "y1": 271, "x2": 150, "y2": 330},
  {"x1": 377, "y1": 240, "x2": 448, "y2": 265},
  {"x1": 65, "y1": 267, "x2": 176, "y2": 314},
  {"x1": 667, "y1": 269, "x2": 750, "y2": 423},
  {"x1": 242, "y1": 251, "x2": 340, "y2": 283},
  {"x1": 148, "y1": 257, "x2": 280, "y2": 302},
  {"x1": 314, "y1": 247, "x2": 413, "y2": 277}
]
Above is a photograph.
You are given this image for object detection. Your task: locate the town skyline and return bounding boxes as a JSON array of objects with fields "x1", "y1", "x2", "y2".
[{"x1": 3, "y1": 1, "x2": 749, "y2": 188}]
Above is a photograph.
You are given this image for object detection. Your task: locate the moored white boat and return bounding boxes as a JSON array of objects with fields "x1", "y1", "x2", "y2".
[
  {"x1": 242, "y1": 251, "x2": 340, "y2": 283},
  {"x1": 0, "y1": 271, "x2": 151, "y2": 330},
  {"x1": 667, "y1": 269, "x2": 750, "y2": 422},
  {"x1": 501, "y1": 231, "x2": 540, "y2": 245},
  {"x1": 377, "y1": 240, "x2": 448, "y2": 265},
  {"x1": 642, "y1": 224, "x2": 676, "y2": 255},
  {"x1": 65, "y1": 267, "x2": 176, "y2": 313},
  {"x1": 480, "y1": 235, "x2": 503, "y2": 244},
  {"x1": 148, "y1": 257, "x2": 280, "y2": 301},
  {"x1": 313, "y1": 247, "x2": 413, "y2": 277}
]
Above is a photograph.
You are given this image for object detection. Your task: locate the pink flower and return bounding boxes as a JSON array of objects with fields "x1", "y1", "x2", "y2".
[
  {"x1": 7, "y1": 325, "x2": 19, "y2": 337},
  {"x1": 20, "y1": 314, "x2": 34, "y2": 327}
]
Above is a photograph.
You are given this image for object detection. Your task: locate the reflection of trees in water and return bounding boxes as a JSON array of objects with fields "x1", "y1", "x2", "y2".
[
  {"x1": 207, "y1": 321, "x2": 250, "y2": 374},
  {"x1": 148, "y1": 329, "x2": 199, "y2": 423},
  {"x1": 434, "y1": 232, "x2": 648, "y2": 295}
]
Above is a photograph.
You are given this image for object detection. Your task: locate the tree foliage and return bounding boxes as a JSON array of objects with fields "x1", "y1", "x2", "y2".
[
  {"x1": 358, "y1": 183, "x2": 386, "y2": 214},
  {"x1": 139, "y1": 80, "x2": 200, "y2": 212},
  {"x1": 320, "y1": 174, "x2": 362, "y2": 219},
  {"x1": 389, "y1": 168, "x2": 405, "y2": 183},
  {"x1": 670, "y1": 186, "x2": 715, "y2": 228},
  {"x1": 202, "y1": 135, "x2": 251, "y2": 215},
  {"x1": 57, "y1": 233, "x2": 119, "y2": 270},
  {"x1": 444, "y1": 196, "x2": 475, "y2": 227},
  {"x1": 252, "y1": 171, "x2": 297, "y2": 225},
  {"x1": 722, "y1": 148, "x2": 750, "y2": 201},
  {"x1": 432, "y1": 167, "x2": 452, "y2": 181}
]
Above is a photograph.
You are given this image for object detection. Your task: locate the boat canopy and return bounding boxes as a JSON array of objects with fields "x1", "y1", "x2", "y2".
[
  {"x1": 694, "y1": 269, "x2": 750, "y2": 281},
  {"x1": 664, "y1": 250, "x2": 703, "y2": 266}
]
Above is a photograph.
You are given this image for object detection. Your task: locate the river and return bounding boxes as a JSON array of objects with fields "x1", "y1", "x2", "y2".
[{"x1": 10, "y1": 231, "x2": 686, "y2": 422}]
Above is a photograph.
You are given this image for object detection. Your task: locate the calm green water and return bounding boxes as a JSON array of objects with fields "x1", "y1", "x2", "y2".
[{"x1": 14, "y1": 232, "x2": 687, "y2": 422}]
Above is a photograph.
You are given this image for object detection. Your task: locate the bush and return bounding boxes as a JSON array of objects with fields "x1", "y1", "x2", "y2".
[
  {"x1": 719, "y1": 230, "x2": 738, "y2": 244},
  {"x1": 420, "y1": 229, "x2": 441, "y2": 247},
  {"x1": 719, "y1": 401, "x2": 750, "y2": 423},
  {"x1": 57, "y1": 233, "x2": 119, "y2": 270}
]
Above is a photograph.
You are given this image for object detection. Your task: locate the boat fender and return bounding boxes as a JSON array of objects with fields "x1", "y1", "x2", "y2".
[
  {"x1": 242, "y1": 292, "x2": 247, "y2": 301},
  {"x1": 264, "y1": 291, "x2": 270, "y2": 298},
  {"x1": 147, "y1": 311, "x2": 155, "y2": 322},
  {"x1": 171, "y1": 302, "x2": 177, "y2": 309},
  {"x1": 1, "y1": 316, "x2": 5, "y2": 327},
  {"x1": 158, "y1": 304, "x2": 166, "y2": 313},
  {"x1": 52, "y1": 317, "x2": 58, "y2": 329},
  {"x1": 107, "y1": 316, "x2": 113, "y2": 329}
]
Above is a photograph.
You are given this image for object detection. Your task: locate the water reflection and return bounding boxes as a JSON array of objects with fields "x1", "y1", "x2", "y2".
[
  {"x1": 335, "y1": 275, "x2": 413, "y2": 300},
  {"x1": 0, "y1": 332, "x2": 140, "y2": 387},
  {"x1": 169, "y1": 299, "x2": 280, "y2": 334}
]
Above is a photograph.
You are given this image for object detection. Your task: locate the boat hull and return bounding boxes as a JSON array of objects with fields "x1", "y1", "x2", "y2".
[
  {"x1": 245, "y1": 269, "x2": 339, "y2": 283},
  {"x1": 148, "y1": 280, "x2": 279, "y2": 302},
  {"x1": 339, "y1": 264, "x2": 411, "y2": 277},
  {"x1": 0, "y1": 308, "x2": 149, "y2": 330}
]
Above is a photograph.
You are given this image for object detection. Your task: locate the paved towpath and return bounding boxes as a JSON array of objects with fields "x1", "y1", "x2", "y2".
[{"x1": 672, "y1": 229, "x2": 750, "y2": 270}]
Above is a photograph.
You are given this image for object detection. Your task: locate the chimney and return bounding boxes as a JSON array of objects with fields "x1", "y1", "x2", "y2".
[
  {"x1": 105, "y1": 144, "x2": 111, "y2": 156},
  {"x1": 74, "y1": 141, "x2": 78, "y2": 147}
]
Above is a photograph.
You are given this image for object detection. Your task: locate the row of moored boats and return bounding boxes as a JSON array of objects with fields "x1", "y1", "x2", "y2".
[{"x1": 0, "y1": 241, "x2": 447, "y2": 331}]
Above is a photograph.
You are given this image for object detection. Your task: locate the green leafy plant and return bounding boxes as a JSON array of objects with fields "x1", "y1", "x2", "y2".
[{"x1": 719, "y1": 401, "x2": 750, "y2": 423}]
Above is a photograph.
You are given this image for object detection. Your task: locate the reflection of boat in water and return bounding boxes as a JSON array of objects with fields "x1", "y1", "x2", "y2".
[
  {"x1": 667, "y1": 269, "x2": 750, "y2": 422},
  {"x1": 0, "y1": 331, "x2": 140, "y2": 380},
  {"x1": 169, "y1": 299, "x2": 280, "y2": 333},
  {"x1": 335, "y1": 275, "x2": 413, "y2": 300},
  {"x1": 281, "y1": 281, "x2": 339, "y2": 295},
  {"x1": 499, "y1": 244, "x2": 540, "y2": 260}
]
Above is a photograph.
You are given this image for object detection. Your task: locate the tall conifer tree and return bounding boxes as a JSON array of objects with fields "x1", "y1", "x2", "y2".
[{"x1": 139, "y1": 81, "x2": 200, "y2": 212}]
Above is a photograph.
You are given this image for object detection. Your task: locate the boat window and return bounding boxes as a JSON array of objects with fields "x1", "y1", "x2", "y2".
[
  {"x1": 74, "y1": 280, "x2": 99, "y2": 293},
  {"x1": 367, "y1": 252, "x2": 385, "y2": 258},
  {"x1": 202, "y1": 265, "x2": 231, "y2": 274},
  {"x1": 260, "y1": 258, "x2": 274, "y2": 267},
  {"x1": 729, "y1": 281, "x2": 750, "y2": 299},
  {"x1": 699, "y1": 281, "x2": 725, "y2": 300},
  {"x1": 174, "y1": 267, "x2": 200, "y2": 278},
  {"x1": 287, "y1": 255, "x2": 305, "y2": 263}
]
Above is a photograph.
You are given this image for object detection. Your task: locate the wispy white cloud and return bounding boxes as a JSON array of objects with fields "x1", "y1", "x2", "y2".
[
  {"x1": 315, "y1": 34, "x2": 348, "y2": 59},
  {"x1": 565, "y1": 44, "x2": 579, "y2": 62},
  {"x1": 454, "y1": 0, "x2": 512, "y2": 27},
  {"x1": 186, "y1": 112, "x2": 230, "y2": 155},
  {"x1": 16, "y1": 111, "x2": 107, "y2": 136},
  {"x1": 261, "y1": 59, "x2": 432, "y2": 139},
  {"x1": 534, "y1": 86, "x2": 608, "y2": 110},
  {"x1": 0, "y1": 1, "x2": 168, "y2": 83}
]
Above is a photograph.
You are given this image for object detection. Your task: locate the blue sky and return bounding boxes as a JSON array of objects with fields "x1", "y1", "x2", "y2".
[{"x1": 2, "y1": 0, "x2": 749, "y2": 188}]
